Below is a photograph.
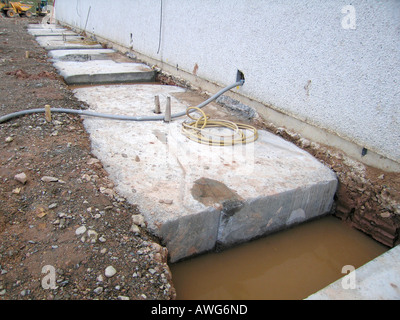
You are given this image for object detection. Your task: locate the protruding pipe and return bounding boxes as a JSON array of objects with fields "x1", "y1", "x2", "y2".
[
  {"x1": 45, "y1": 105, "x2": 52, "y2": 122},
  {"x1": 164, "y1": 97, "x2": 171, "y2": 122},
  {"x1": 0, "y1": 80, "x2": 245, "y2": 124},
  {"x1": 154, "y1": 95, "x2": 161, "y2": 114}
]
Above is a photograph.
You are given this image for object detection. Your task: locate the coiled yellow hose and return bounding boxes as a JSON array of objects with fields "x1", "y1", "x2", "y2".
[{"x1": 181, "y1": 107, "x2": 258, "y2": 146}]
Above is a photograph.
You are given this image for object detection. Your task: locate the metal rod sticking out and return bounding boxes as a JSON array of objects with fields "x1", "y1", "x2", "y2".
[
  {"x1": 154, "y1": 95, "x2": 161, "y2": 114},
  {"x1": 164, "y1": 97, "x2": 171, "y2": 122}
]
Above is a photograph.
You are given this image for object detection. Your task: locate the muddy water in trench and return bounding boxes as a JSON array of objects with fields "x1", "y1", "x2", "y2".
[{"x1": 169, "y1": 215, "x2": 387, "y2": 300}]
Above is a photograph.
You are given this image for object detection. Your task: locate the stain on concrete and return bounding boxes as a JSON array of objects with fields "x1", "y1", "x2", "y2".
[
  {"x1": 286, "y1": 208, "x2": 306, "y2": 225},
  {"x1": 304, "y1": 79, "x2": 312, "y2": 97},
  {"x1": 193, "y1": 63, "x2": 199, "y2": 76},
  {"x1": 153, "y1": 129, "x2": 168, "y2": 144},
  {"x1": 221, "y1": 199, "x2": 244, "y2": 221},
  {"x1": 191, "y1": 177, "x2": 243, "y2": 208},
  {"x1": 61, "y1": 53, "x2": 114, "y2": 62}
]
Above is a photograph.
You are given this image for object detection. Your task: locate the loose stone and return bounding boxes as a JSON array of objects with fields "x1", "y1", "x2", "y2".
[
  {"x1": 20, "y1": 289, "x2": 30, "y2": 297},
  {"x1": 130, "y1": 224, "x2": 140, "y2": 234},
  {"x1": 94, "y1": 287, "x2": 103, "y2": 295},
  {"x1": 148, "y1": 268, "x2": 157, "y2": 275},
  {"x1": 87, "y1": 158, "x2": 100, "y2": 165},
  {"x1": 105, "y1": 266, "x2": 117, "y2": 278},
  {"x1": 87, "y1": 230, "x2": 98, "y2": 243},
  {"x1": 14, "y1": 172, "x2": 27, "y2": 184},
  {"x1": 100, "y1": 187, "x2": 114, "y2": 197},
  {"x1": 75, "y1": 225, "x2": 87, "y2": 235},
  {"x1": 48, "y1": 203, "x2": 58, "y2": 209},
  {"x1": 41, "y1": 176, "x2": 59, "y2": 182},
  {"x1": 132, "y1": 214, "x2": 145, "y2": 227}
]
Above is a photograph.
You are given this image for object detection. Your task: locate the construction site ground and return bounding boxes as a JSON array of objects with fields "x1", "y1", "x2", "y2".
[
  {"x1": 0, "y1": 16, "x2": 174, "y2": 300},
  {"x1": 1, "y1": 16, "x2": 399, "y2": 301}
]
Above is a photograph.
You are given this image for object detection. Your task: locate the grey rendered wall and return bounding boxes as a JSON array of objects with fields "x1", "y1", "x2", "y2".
[{"x1": 54, "y1": 0, "x2": 400, "y2": 166}]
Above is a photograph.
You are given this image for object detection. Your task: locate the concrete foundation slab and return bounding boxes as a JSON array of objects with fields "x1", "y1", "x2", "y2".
[
  {"x1": 73, "y1": 84, "x2": 337, "y2": 263},
  {"x1": 27, "y1": 24, "x2": 60, "y2": 29},
  {"x1": 28, "y1": 28, "x2": 78, "y2": 37},
  {"x1": 35, "y1": 35, "x2": 103, "y2": 50},
  {"x1": 48, "y1": 49, "x2": 117, "y2": 62},
  {"x1": 306, "y1": 245, "x2": 400, "y2": 300},
  {"x1": 53, "y1": 60, "x2": 156, "y2": 85}
]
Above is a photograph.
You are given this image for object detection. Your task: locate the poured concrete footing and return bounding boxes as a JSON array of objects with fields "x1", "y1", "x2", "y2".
[
  {"x1": 30, "y1": 23, "x2": 337, "y2": 263},
  {"x1": 35, "y1": 35, "x2": 103, "y2": 50},
  {"x1": 73, "y1": 84, "x2": 338, "y2": 263},
  {"x1": 28, "y1": 28, "x2": 78, "y2": 37},
  {"x1": 28, "y1": 24, "x2": 59, "y2": 29},
  {"x1": 48, "y1": 49, "x2": 117, "y2": 61},
  {"x1": 52, "y1": 60, "x2": 156, "y2": 85},
  {"x1": 31, "y1": 29, "x2": 156, "y2": 85}
]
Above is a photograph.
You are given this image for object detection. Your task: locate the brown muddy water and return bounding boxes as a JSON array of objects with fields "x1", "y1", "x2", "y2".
[{"x1": 169, "y1": 215, "x2": 387, "y2": 300}]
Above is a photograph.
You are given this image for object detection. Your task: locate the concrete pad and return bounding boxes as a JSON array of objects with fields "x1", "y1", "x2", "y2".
[
  {"x1": 35, "y1": 35, "x2": 103, "y2": 50},
  {"x1": 306, "y1": 245, "x2": 400, "y2": 300},
  {"x1": 28, "y1": 24, "x2": 60, "y2": 29},
  {"x1": 28, "y1": 28, "x2": 78, "y2": 37},
  {"x1": 48, "y1": 49, "x2": 117, "y2": 62},
  {"x1": 53, "y1": 60, "x2": 156, "y2": 85},
  {"x1": 73, "y1": 84, "x2": 337, "y2": 263}
]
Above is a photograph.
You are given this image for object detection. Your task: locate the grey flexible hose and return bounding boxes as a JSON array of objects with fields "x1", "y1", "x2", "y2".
[{"x1": 0, "y1": 80, "x2": 244, "y2": 124}]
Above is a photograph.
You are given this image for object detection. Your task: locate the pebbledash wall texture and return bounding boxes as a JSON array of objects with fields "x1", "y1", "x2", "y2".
[{"x1": 54, "y1": 0, "x2": 400, "y2": 171}]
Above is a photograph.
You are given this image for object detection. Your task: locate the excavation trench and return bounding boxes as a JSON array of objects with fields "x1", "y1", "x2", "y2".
[
  {"x1": 26, "y1": 22, "x2": 398, "y2": 300},
  {"x1": 59, "y1": 59, "x2": 394, "y2": 301},
  {"x1": 63, "y1": 78, "x2": 390, "y2": 300}
]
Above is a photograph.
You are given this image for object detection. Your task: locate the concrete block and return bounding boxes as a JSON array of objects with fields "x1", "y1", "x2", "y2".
[
  {"x1": 48, "y1": 49, "x2": 117, "y2": 62},
  {"x1": 35, "y1": 35, "x2": 103, "y2": 50},
  {"x1": 216, "y1": 182, "x2": 337, "y2": 250},
  {"x1": 28, "y1": 24, "x2": 60, "y2": 29},
  {"x1": 73, "y1": 84, "x2": 337, "y2": 263},
  {"x1": 160, "y1": 207, "x2": 221, "y2": 262},
  {"x1": 53, "y1": 60, "x2": 156, "y2": 85},
  {"x1": 28, "y1": 28, "x2": 78, "y2": 37}
]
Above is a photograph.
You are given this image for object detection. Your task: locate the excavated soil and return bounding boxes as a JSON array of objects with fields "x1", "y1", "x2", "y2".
[
  {"x1": 263, "y1": 126, "x2": 400, "y2": 248},
  {"x1": 0, "y1": 16, "x2": 175, "y2": 300}
]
